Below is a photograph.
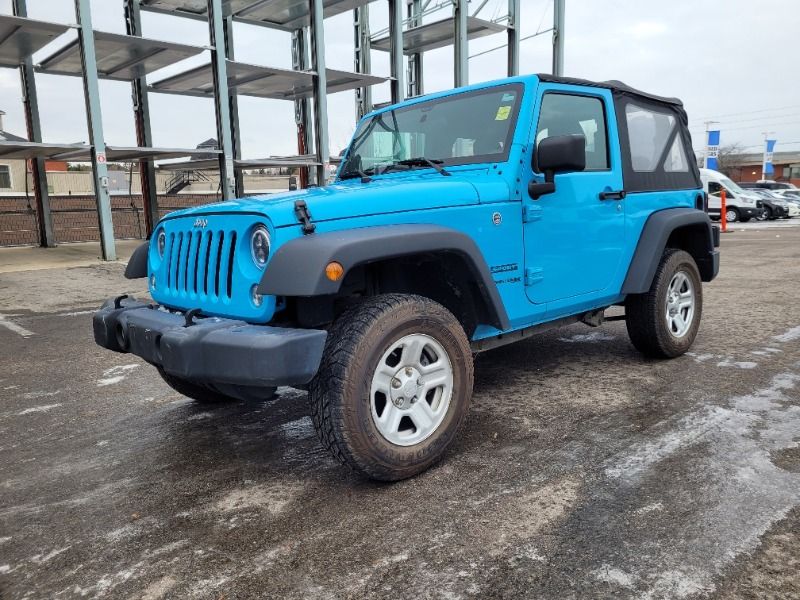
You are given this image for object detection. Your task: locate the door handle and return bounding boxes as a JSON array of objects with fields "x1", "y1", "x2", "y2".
[{"x1": 599, "y1": 190, "x2": 626, "y2": 201}]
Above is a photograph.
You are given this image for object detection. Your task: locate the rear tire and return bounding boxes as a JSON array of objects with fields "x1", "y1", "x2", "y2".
[
  {"x1": 625, "y1": 249, "x2": 703, "y2": 358},
  {"x1": 309, "y1": 294, "x2": 473, "y2": 481}
]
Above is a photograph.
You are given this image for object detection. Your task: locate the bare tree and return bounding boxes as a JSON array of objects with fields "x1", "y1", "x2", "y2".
[{"x1": 715, "y1": 142, "x2": 747, "y2": 177}]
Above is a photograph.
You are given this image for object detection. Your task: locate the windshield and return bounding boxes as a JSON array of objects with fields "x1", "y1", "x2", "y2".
[{"x1": 339, "y1": 83, "x2": 523, "y2": 177}]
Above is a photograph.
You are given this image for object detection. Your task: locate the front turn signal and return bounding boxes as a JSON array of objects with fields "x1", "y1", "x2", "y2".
[{"x1": 325, "y1": 261, "x2": 344, "y2": 282}]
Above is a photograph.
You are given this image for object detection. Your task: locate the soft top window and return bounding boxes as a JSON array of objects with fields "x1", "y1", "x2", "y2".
[{"x1": 614, "y1": 94, "x2": 701, "y2": 192}]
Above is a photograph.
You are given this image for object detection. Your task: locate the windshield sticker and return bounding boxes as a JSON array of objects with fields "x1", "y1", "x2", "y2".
[
  {"x1": 495, "y1": 106, "x2": 512, "y2": 121},
  {"x1": 501, "y1": 93, "x2": 515, "y2": 102}
]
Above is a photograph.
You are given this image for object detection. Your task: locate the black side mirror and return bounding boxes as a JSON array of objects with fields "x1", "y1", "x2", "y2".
[{"x1": 529, "y1": 134, "x2": 586, "y2": 199}]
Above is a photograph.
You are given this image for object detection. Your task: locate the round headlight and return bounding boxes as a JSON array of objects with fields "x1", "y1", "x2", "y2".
[
  {"x1": 157, "y1": 230, "x2": 166, "y2": 257},
  {"x1": 251, "y1": 225, "x2": 270, "y2": 268}
]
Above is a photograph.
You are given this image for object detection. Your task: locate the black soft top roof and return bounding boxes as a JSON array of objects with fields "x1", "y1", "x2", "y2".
[{"x1": 536, "y1": 74, "x2": 684, "y2": 107}]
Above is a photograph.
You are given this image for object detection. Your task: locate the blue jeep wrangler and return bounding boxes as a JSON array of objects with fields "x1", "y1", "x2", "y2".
[{"x1": 95, "y1": 74, "x2": 719, "y2": 481}]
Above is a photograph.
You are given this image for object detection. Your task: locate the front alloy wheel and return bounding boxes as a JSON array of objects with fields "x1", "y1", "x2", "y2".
[
  {"x1": 665, "y1": 271, "x2": 695, "y2": 338},
  {"x1": 309, "y1": 294, "x2": 473, "y2": 481},
  {"x1": 725, "y1": 207, "x2": 739, "y2": 223}
]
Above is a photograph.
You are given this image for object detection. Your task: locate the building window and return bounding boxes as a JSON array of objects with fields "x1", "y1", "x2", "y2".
[{"x1": 0, "y1": 165, "x2": 11, "y2": 189}]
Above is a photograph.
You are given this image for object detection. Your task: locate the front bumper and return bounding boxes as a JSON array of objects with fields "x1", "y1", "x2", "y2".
[{"x1": 93, "y1": 297, "x2": 327, "y2": 387}]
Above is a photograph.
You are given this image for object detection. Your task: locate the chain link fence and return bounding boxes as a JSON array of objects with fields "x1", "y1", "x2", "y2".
[{"x1": 0, "y1": 193, "x2": 224, "y2": 247}]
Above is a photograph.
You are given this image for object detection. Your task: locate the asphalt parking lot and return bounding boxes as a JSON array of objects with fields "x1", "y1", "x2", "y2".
[{"x1": 1, "y1": 225, "x2": 799, "y2": 599}]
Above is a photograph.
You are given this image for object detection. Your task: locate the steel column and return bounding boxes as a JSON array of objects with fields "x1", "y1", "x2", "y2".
[
  {"x1": 13, "y1": 0, "x2": 55, "y2": 248},
  {"x1": 407, "y1": 0, "x2": 423, "y2": 97},
  {"x1": 552, "y1": 0, "x2": 565, "y2": 76},
  {"x1": 207, "y1": 0, "x2": 236, "y2": 199},
  {"x1": 354, "y1": 4, "x2": 372, "y2": 119},
  {"x1": 75, "y1": 0, "x2": 116, "y2": 260},
  {"x1": 223, "y1": 15, "x2": 244, "y2": 198},
  {"x1": 292, "y1": 28, "x2": 312, "y2": 188},
  {"x1": 507, "y1": 0, "x2": 520, "y2": 76},
  {"x1": 125, "y1": 0, "x2": 159, "y2": 235},
  {"x1": 387, "y1": 0, "x2": 404, "y2": 103},
  {"x1": 309, "y1": 0, "x2": 329, "y2": 185},
  {"x1": 453, "y1": 0, "x2": 468, "y2": 87}
]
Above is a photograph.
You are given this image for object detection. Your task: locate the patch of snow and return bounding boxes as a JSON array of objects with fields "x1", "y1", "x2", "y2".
[
  {"x1": 592, "y1": 564, "x2": 636, "y2": 588},
  {"x1": 774, "y1": 326, "x2": 800, "y2": 343},
  {"x1": 280, "y1": 416, "x2": 314, "y2": 440},
  {"x1": 634, "y1": 502, "x2": 664, "y2": 515},
  {"x1": 18, "y1": 403, "x2": 62, "y2": 415},
  {"x1": 97, "y1": 364, "x2": 139, "y2": 387},
  {"x1": 558, "y1": 331, "x2": 616, "y2": 343},
  {"x1": 716, "y1": 359, "x2": 758, "y2": 369}
]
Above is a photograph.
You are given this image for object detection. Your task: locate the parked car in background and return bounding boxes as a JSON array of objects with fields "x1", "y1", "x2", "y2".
[
  {"x1": 773, "y1": 189, "x2": 800, "y2": 214},
  {"x1": 750, "y1": 189, "x2": 795, "y2": 218},
  {"x1": 700, "y1": 168, "x2": 761, "y2": 222},
  {"x1": 739, "y1": 180, "x2": 798, "y2": 191}
]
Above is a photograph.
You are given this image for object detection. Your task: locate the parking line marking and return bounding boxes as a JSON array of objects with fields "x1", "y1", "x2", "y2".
[{"x1": 0, "y1": 314, "x2": 35, "y2": 338}]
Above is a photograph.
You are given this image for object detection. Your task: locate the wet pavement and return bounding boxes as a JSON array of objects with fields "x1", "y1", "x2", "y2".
[{"x1": 0, "y1": 226, "x2": 799, "y2": 599}]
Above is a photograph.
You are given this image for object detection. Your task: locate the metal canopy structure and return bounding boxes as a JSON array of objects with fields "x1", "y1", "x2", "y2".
[
  {"x1": 150, "y1": 60, "x2": 387, "y2": 99},
  {"x1": 141, "y1": 0, "x2": 377, "y2": 31},
  {"x1": 0, "y1": 140, "x2": 89, "y2": 159},
  {"x1": 54, "y1": 145, "x2": 221, "y2": 162},
  {"x1": 37, "y1": 30, "x2": 204, "y2": 81},
  {"x1": 0, "y1": 14, "x2": 70, "y2": 67},
  {"x1": 372, "y1": 16, "x2": 505, "y2": 55},
  {"x1": 159, "y1": 153, "x2": 319, "y2": 171}
]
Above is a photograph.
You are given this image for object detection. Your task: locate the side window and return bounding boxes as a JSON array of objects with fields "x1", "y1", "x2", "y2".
[
  {"x1": 536, "y1": 93, "x2": 609, "y2": 170},
  {"x1": 708, "y1": 181, "x2": 721, "y2": 196},
  {"x1": 625, "y1": 103, "x2": 689, "y2": 173},
  {"x1": 0, "y1": 165, "x2": 10, "y2": 189}
]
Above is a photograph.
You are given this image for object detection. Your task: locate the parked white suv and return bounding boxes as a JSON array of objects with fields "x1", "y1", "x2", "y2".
[{"x1": 699, "y1": 168, "x2": 761, "y2": 222}]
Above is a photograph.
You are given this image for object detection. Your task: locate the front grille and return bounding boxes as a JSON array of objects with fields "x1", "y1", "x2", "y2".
[{"x1": 163, "y1": 228, "x2": 237, "y2": 301}]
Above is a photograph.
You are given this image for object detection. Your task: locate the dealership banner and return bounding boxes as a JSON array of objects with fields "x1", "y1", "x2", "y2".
[
  {"x1": 763, "y1": 139, "x2": 777, "y2": 176},
  {"x1": 705, "y1": 130, "x2": 720, "y2": 170}
]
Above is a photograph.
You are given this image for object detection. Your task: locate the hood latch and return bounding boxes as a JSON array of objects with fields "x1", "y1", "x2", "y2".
[{"x1": 294, "y1": 200, "x2": 316, "y2": 235}]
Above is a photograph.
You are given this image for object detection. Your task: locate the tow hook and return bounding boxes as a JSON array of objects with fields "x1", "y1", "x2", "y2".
[{"x1": 184, "y1": 308, "x2": 203, "y2": 327}]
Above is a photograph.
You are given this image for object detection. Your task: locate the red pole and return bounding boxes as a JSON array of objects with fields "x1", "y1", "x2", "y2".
[{"x1": 720, "y1": 188, "x2": 728, "y2": 233}]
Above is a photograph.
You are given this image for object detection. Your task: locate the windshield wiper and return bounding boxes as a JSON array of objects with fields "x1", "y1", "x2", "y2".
[{"x1": 397, "y1": 157, "x2": 451, "y2": 176}]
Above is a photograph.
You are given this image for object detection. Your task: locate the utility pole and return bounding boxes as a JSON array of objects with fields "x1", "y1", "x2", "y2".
[{"x1": 552, "y1": 0, "x2": 565, "y2": 76}]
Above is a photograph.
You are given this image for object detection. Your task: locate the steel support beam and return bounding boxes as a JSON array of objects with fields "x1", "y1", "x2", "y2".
[
  {"x1": 407, "y1": 0, "x2": 423, "y2": 97},
  {"x1": 552, "y1": 0, "x2": 565, "y2": 76},
  {"x1": 309, "y1": 0, "x2": 329, "y2": 185},
  {"x1": 75, "y1": 0, "x2": 116, "y2": 260},
  {"x1": 353, "y1": 4, "x2": 372, "y2": 119},
  {"x1": 125, "y1": 0, "x2": 159, "y2": 235},
  {"x1": 507, "y1": 0, "x2": 520, "y2": 76},
  {"x1": 207, "y1": 0, "x2": 236, "y2": 199},
  {"x1": 292, "y1": 28, "x2": 312, "y2": 188},
  {"x1": 223, "y1": 15, "x2": 245, "y2": 198},
  {"x1": 387, "y1": 0, "x2": 404, "y2": 103},
  {"x1": 13, "y1": 0, "x2": 55, "y2": 248},
  {"x1": 453, "y1": 0, "x2": 468, "y2": 87}
]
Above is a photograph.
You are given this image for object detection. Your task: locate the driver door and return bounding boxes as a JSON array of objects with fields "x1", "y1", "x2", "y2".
[{"x1": 523, "y1": 86, "x2": 626, "y2": 306}]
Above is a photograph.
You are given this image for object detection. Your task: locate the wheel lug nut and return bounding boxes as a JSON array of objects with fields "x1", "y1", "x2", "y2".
[
  {"x1": 411, "y1": 397, "x2": 417, "y2": 404},
  {"x1": 405, "y1": 367, "x2": 413, "y2": 376},
  {"x1": 417, "y1": 378, "x2": 423, "y2": 385},
  {"x1": 391, "y1": 378, "x2": 401, "y2": 389}
]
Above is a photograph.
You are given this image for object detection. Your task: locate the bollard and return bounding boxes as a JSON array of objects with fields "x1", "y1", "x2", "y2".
[{"x1": 720, "y1": 188, "x2": 728, "y2": 233}]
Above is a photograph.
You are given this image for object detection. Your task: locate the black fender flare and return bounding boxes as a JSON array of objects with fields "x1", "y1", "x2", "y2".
[
  {"x1": 622, "y1": 207, "x2": 718, "y2": 294},
  {"x1": 125, "y1": 242, "x2": 149, "y2": 279},
  {"x1": 258, "y1": 224, "x2": 510, "y2": 331}
]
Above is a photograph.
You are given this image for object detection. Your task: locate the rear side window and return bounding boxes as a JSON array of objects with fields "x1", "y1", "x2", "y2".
[
  {"x1": 536, "y1": 93, "x2": 609, "y2": 170},
  {"x1": 625, "y1": 104, "x2": 689, "y2": 173}
]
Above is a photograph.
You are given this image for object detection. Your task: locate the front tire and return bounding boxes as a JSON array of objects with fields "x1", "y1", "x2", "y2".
[
  {"x1": 309, "y1": 294, "x2": 474, "y2": 481},
  {"x1": 725, "y1": 207, "x2": 740, "y2": 223},
  {"x1": 625, "y1": 249, "x2": 703, "y2": 358},
  {"x1": 756, "y1": 207, "x2": 770, "y2": 221}
]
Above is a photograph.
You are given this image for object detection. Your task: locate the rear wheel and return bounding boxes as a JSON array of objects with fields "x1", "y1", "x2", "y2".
[
  {"x1": 309, "y1": 294, "x2": 473, "y2": 481},
  {"x1": 625, "y1": 249, "x2": 702, "y2": 358}
]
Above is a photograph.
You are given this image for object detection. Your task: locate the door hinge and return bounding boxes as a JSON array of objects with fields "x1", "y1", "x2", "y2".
[
  {"x1": 524, "y1": 267, "x2": 544, "y2": 286},
  {"x1": 522, "y1": 204, "x2": 542, "y2": 223}
]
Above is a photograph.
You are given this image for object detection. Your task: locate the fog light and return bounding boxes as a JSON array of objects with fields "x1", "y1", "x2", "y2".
[
  {"x1": 251, "y1": 284, "x2": 263, "y2": 307},
  {"x1": 150, "y1": 274, "x2": 157, "y2": 289},
  {"x1": 325, "y1": 261, "x2": 344, "y2": 282}
]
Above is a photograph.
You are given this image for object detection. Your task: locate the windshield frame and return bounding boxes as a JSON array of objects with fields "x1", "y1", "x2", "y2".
[{"x1": 338, "y1": 82, "x2": 524, "y2": 179}]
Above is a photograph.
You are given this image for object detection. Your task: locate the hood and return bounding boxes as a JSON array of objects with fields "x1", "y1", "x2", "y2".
[{"x1": 167, "y1": 173, "x2": 485, "y2": 227}]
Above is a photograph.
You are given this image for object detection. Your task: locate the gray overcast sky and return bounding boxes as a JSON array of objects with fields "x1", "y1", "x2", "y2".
[{"x1": 1, "y1": 0, "x2": 799, "y2": 160}]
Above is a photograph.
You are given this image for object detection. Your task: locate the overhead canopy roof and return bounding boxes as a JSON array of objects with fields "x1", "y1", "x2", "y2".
[
  {"x1": 57, "y1": 145, "x2": 222, "y2": 162},
  {"x1": 37, "y1": 30, "x2": 204, "y2": 82},
  {"x1": 0, "y1": 141, "x2": 89, "y2": 160},
  {"x1": 159, "y1": 154, "x2": 320, "y2": 171},
  {"x1": 0, "y1": 14, "x2": 71, "y2": 68},
  {"x1": 151, "y1": 60, "x2": 387, "y2": 100},
  {"x1": 141, "y1": 0, "x2": 376, "y2": 31},
  {"x1": 372, "y1": 16, "x2": 506, "y2": 54}
]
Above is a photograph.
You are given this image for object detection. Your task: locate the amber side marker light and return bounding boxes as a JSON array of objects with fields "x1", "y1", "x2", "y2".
[{"x1": 325, "y1": 261, "x2": 345, "y2": 281}]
